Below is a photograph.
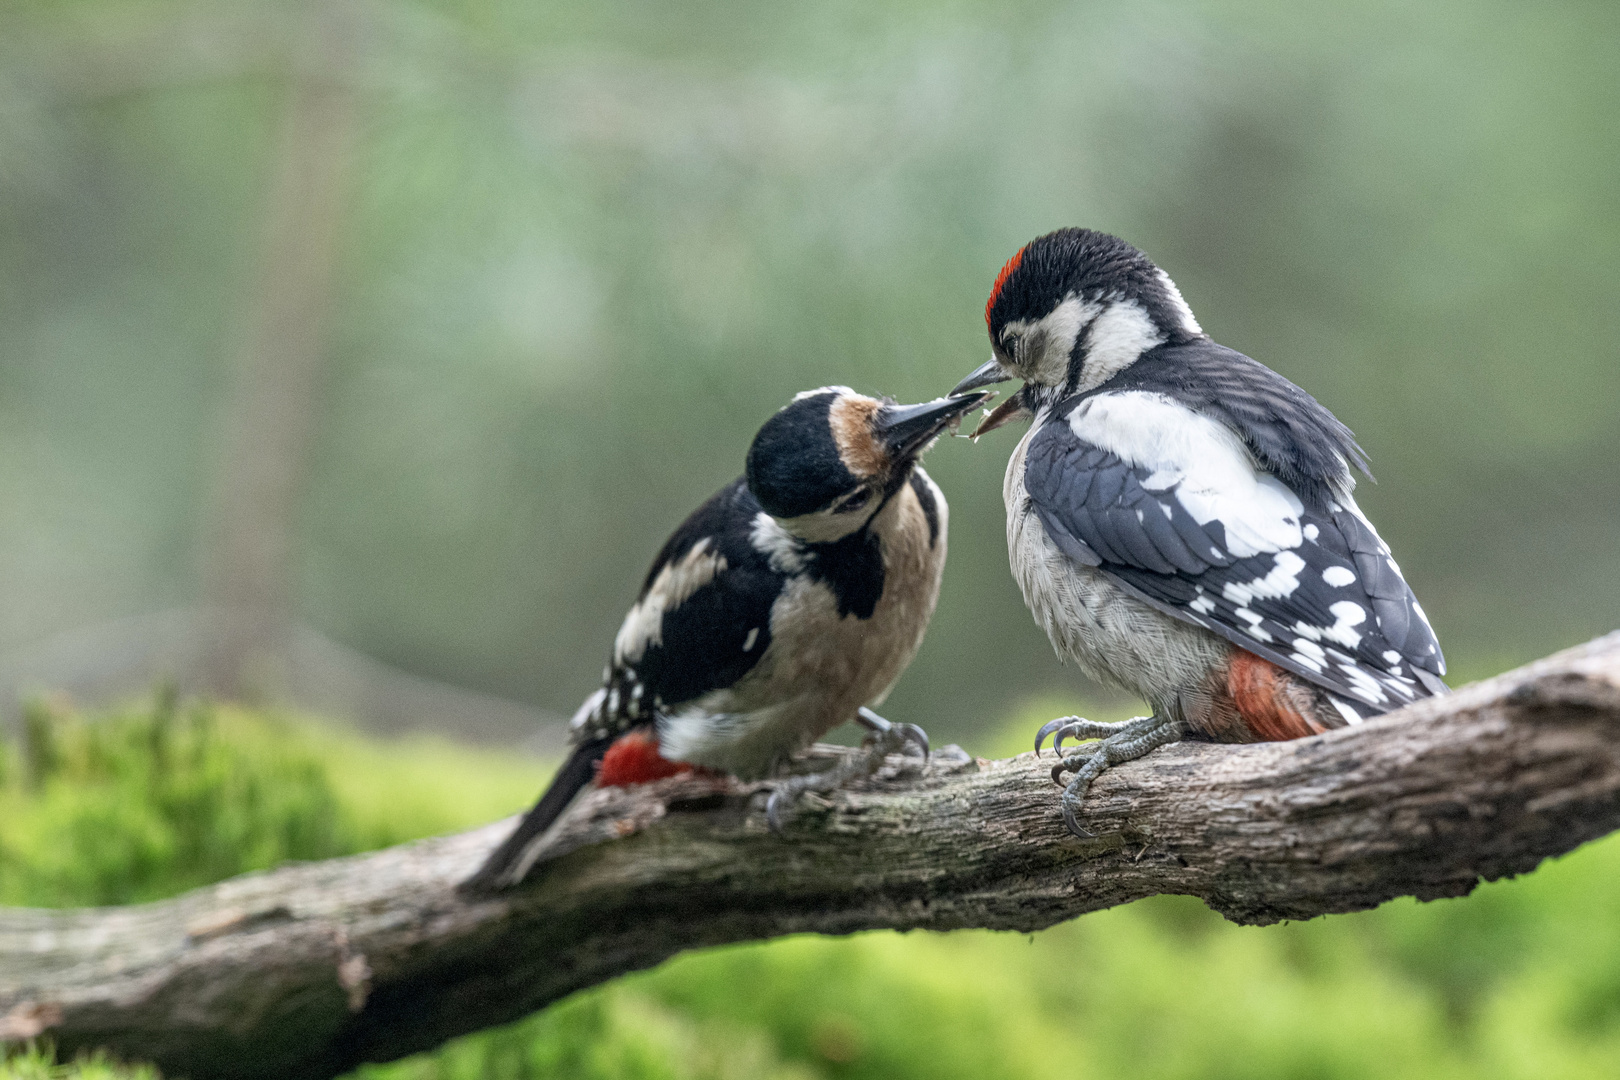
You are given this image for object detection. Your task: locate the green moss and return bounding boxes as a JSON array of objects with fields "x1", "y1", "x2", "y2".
[
  {"x1": 0, "y1": 695, "x2": 350, "y2": 907},
  {"x1": 7, "y1": 695, "x2": 1620, "y2": 1080},
  {"x1": 0, "y1": 1045, "x2": 159, "y2": 1080}
]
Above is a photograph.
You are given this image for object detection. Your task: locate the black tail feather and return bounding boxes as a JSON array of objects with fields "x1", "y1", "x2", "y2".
[{"x1": 461, "y1": 736, "x2": 610, "y2": 892}]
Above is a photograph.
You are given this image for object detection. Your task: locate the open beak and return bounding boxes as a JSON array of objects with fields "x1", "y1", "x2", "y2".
[
  {"x1": 874, "y1": 392, "x2": 994, "y2": 460},
  {"x1": 968, "y1": 390, "x2": 1031, "y2": 439},
  {"x1": 952, "y1": 357, "x2": 1027, "y2": 439},
  {"x1": 950, "y1": 357, "x2": 1011, "y2": 397}
]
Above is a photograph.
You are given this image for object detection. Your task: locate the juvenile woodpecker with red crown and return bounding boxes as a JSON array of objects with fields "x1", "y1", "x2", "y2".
[
  {"x1": 952, "y1": 227, "x2": 1447, "y2": 837},
  {"x1": 467, "y1": 386, "x2": 989, "y2": 889}
]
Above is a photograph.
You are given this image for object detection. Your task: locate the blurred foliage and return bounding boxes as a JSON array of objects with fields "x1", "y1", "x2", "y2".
[
  {"x1": 0, "y1": 691, "x2": 543, "y2": 906},
  {"x1": 0, "y1": 1046, "x2": 158, "y2": 1080},
  {"x1": 0, "y1": 0, "x2": 1614, "y2": 742},
  {"x1": 0, "y1": 690, "x2": 347, "y2": 906},
  {"x1": 7, "y1": 694, "x2": 1620, "y2": 1079}
]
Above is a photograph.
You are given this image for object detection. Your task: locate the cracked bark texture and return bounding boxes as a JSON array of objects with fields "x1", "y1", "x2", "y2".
[{"x1": 2, "y1": 632, "x2": 1618, "y2": 1079}]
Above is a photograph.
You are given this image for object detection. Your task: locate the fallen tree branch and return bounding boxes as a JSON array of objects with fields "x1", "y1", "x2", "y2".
[{"x1": 3, "y1": 632, "x2": 1619, "y2": 1079}]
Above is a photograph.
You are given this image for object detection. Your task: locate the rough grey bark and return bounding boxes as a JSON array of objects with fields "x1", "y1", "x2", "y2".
[{"x1": 2, "y1": 632, "x2": 1618, "y2": 1079}]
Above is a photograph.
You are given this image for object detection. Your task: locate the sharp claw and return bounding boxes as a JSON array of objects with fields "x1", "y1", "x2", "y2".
[
  {"x1": 899, "y1": 723, "x2": 930, "y2": 762},
  {"x1": 1061, "y1": 798, "x2": 1096, "y2": 839},
  {"x1": 1034, "y1": 716, "x2": 1071, "y2": 756},
  {"x1": 1051, "y1": 761, "x2": 1069, "y2": 786},
  {"x1": 1053, "y1": 726, "x2": 1077, "y2": 756}
]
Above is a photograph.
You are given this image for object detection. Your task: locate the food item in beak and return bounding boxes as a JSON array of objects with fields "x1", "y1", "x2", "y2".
[{"x1": 970, "y1": 394, "x2": 1029, "y2": 439}]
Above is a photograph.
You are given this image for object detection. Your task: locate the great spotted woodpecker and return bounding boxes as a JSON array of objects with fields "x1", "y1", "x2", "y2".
[
  {"x1": 952, "y1": 227, "x2": 1447, "y2": 837},
  {"x1": 467, "y1": 386, "x2": 989, "y2": 888}
]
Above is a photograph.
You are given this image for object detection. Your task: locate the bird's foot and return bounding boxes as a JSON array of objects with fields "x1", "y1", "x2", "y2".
[
  {"x1": 1034, "y1": 714, "x2": 1160, "y2": 756},
  {"x1": 855, "y1": 706, "x2": 930, "y2": 764},
  {"x1": 766, "y1": 708, "x2": 929, "y2": 832},
  {"x1": 1044, "y1": 714, "x2": 1183, "y2": 838}
]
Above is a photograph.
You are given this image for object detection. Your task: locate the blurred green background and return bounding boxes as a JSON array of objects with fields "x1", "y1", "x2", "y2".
[
  {"x1": 1, "y1": 0, "x2": 1615, "y2": 739},
  {"x1": 1, "y1": 0, "x2": 1618, "y2": 1075}
]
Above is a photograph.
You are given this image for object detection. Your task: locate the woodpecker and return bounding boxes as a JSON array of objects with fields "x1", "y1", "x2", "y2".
[
  {"x1": 467, "y1": 385, "x2": 989, "y2": 888},
  {"x1": 952, "y1": 227, "x2": 1447, "y2": 837}
]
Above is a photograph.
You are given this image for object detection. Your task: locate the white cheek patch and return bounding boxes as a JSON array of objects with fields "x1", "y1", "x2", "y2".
[
  {"x1": 1070, "y1": 392, "x2": 1304, "y2": 557},
  {"x1": 774, "y1": 505, "x2": 875, "y2": 544},
  {"x1": 614, "y1": 538, "x2": 727, "y2": 664},
  {"x1": 1077, "y1": 300, "x2": 1165, "y2": 391},
  {"x1": 1005, "y1": 294, "x2": 1099, "y2": 387}
]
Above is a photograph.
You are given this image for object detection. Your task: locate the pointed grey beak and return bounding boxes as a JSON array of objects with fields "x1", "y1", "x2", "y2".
[
  {"x1": 874, "y1": 392, "x2": 993, "y2": 459},
  {"x1": 950, "y1": 357, "x2": 1011, "y2": 398}
]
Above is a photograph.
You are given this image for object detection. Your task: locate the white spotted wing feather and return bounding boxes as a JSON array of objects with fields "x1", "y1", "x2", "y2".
[{"x1": 1023, "y1": 390, "x2": 1445, "y2": 713}]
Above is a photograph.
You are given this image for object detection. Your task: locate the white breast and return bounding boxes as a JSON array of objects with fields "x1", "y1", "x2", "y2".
[
  {"x1": 1003, "y1": 418, "x2": 1229, "y2": 717},
  {"x1": 660, "y1": 470, "x2": 949, "y2": 777}
]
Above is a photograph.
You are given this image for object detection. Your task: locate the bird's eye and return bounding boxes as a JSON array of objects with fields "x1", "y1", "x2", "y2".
[
  {"x1": 999, "y1": 330, "x2": 1022, "y2": 363},
  {"x1": 835, "y1": 488, "x2": 871, "y2": 514}
]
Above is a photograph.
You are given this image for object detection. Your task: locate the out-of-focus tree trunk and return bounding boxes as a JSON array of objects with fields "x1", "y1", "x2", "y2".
[{"x1": 201, "y1": 8, "x2": 360, "y2": 699}]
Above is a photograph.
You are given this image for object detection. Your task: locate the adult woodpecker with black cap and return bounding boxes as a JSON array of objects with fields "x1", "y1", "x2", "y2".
[
  {"x1": 952, "y1": 227, "x2": 1447, "y2": 837},
  {"x1": 467, "y1": 385, "x2": 989, "y2": 889}
]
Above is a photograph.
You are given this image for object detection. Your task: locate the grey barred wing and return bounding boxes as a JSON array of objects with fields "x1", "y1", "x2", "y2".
[{"x1": 1022, "y1": 417, "x2": 1445, "y2": 715}]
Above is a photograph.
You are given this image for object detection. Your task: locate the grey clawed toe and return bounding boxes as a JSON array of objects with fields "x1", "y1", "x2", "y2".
[
  {"x1": 1034, "y1": 714, "x2": 1155, "y2": 756},
  {"x1": 1042, "y1": 714, "x2": 1183, "y2": 837},
  {"x1": 857, "y1": 706, "x2": 929, "y2": 763},
  {"x1": 766, "y1": 708, "x2": 930, "y2": 832}
]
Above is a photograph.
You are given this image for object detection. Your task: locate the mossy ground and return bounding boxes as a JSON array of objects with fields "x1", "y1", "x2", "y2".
[{"x1": 4, "y1": 694, "x2": 1619, "y2": 1079}]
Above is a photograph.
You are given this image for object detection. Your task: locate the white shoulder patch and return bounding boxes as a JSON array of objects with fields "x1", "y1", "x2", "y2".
[
  {"x1": 1068, "y1": 391, "x2": 1304, "y2": 557},
  {"x1": 749, "y1": 512, "x2": 806, "y2": 573},
  {"x1": 613, "y1": 537, "x2": 727, "y2": 665}
]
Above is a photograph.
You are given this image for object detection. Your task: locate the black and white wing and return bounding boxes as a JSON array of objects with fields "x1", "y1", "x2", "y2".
[
  {"x1": 573, "y1": 477, "x2": 786, "y2": 743},
  {"x1": 1023, "y1": 389, "x2": 1445, "y2": 716},
  {"x1": 470, "y1": 478, "x2": 785, "y2": 890}
]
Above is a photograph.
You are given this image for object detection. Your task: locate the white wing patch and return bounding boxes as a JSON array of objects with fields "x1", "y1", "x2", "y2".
[
  {"x1": 1024, "y1": 393, "x2": 1447, "y2": 713},
  {"x1": 614, "y1": 538, "x2": 727, "y2": 665},
  {"x1": 1221, "y1": 550, "x2": 1305, "y2": 605},
  {"x1": 1069, "y1": 392, "x2": 1304, "y2": 557},
  {"x1": 1322, "y1": 565, "x2": 1357, "y2": 587}
]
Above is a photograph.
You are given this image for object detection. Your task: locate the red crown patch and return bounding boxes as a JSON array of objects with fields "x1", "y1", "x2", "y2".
[{"x1": 985, "y1": 245, "x2": 1025, "y2": 330}]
